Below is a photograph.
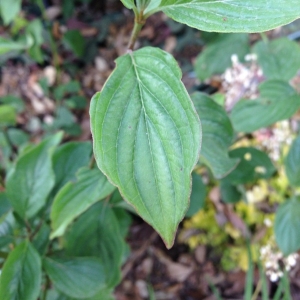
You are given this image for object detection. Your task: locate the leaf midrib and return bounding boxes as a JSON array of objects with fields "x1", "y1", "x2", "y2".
[{"x1": 130, "y1": 53, "x2": 169, "y2": 232}]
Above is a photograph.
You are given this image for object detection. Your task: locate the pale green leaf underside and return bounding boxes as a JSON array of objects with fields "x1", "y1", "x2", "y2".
[
  {"x1": 192, "y1": 92, "x2": 238, "y2": 178},
  {"x1": 231, "y1": 80, "x2": 300, "y2": 133},
  {"x1": 90, "y1": 47, "x2": 201, "y2": 248},
  {"x1": 50, "y1": 167, "x2": 115, "y2": 239},
  {"x1": 120, "y1": 0, "x2": 135, "y2": 9},
  {"x1": 156, "y1": 0, "x2": 300, "y2": 33}
]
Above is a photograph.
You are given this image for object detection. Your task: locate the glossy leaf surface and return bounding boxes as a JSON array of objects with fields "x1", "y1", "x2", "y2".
[
  {"x1": 6, "y1": 133, "x2": 62, "y2": 219},
  {"x1": 156, "y1": 0, "x2": 300, "y2": 33},
  {"x1": 275, "y1": 197, "x2": 300, "y2": 256},
  {"x1": 231, "y1": 81, "x2": 300, "y2": 133},
  {"x1": 43, "y1": 257, "x2": 105, "y2": 299},
  {"x1": 90, "y1": 47, "x2": 201, "y2": 248},
  {"x1": 51, "y1": 167, "x2": 115, "y2": 239},
  {"x1": 192, "y1": 92, "x2": 238, "y2": 178},
  {"x1": 0, "y1": 241, "x2": 41, "y2": 300},
  {"x1": 253, "y1": 38, "x2": 300, "y2": 81},
  {"x1": 285, "y1": 136, "x2": 300, "y2": 187}
]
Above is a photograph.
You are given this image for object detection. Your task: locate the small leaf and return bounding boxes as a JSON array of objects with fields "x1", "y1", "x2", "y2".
[
  {"x1": 64, "y1": 202, "x2": 125, "y2": 288},
  {"x1": 192, "y1": 92, "x2": 238, "y2": 178},
  {"x1": 231, "y1": 80, "x2": 300, "y2": 133},
  {"x1": 6, "y1": 133, "x2": 62, "y2": 219},
  {"x1": 0, "y1": 0, "x2": 21, "y2": 25},
  {"x1": 275, "y1": 197, "x2": 300, "y2": 256},
  {"x1": 186, "y1": 173, "x2": 206, "y2": 217},
  {"x1": 50, "y1": 167, "x2": 115, "y2": 239},
  {"x1": 285, "y1": 136, "x2": 300, "y2": 187},
  {"x1": 43, "y1": 257, "x2": 106, "y2": 299},
  {"x1": 120, "y1": 0, "x2": 135, "y2": 9},
  {"x1": 0, "y1": 241, "x2": 42, "y2": 300},
  {"x1": 220, "y1": 181, "x2": 242, "y2": 204},
  {"x1": 156, "y1": 0, "x2": 300, "y2": 33},
  {"x1": 195, "y1": 34, "x2": 249, "y2": 80},
  {"x1": 0, "y1": 105, "x2": 16, "y2": 127},
  {"x1": 90, "y1": 46, "x2": 201, "y2": 248},
  {"x1": 253, "y1": 38, "x2": 300, "y2": 81},
  {"x1": 63, "y1": 30, "x2": 85, "y2": 57},
  {"x1": 52, "y1": 141, "x2": 92, "y2": 193},
  {"x1": 223, "y1": 147, "x2": 276, "y2": 185}
]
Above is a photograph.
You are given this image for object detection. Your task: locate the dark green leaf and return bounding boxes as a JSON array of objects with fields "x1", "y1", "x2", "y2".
[
  {"x1": 220, "y1": 181, "x2": 242, "y2": 204},
  {"x1": 63, "y1": 30, "x2": 85, "y2": 57},
  {"x1": 43, "y1": 257, "x2": 105, "y2": 299},
  {"x1": 32, "y1": 223, "x2": 50, "y2": 255},
  {"x1": 50, "y1": 167, "x2": 115, "y2": 238},
  {"x1": 0, "y1": 240, "x2": 41, "y2": 300},
  {"x1": 192, "y1": 92, "x2": 238, "y2": 178},
  {"x1": 155, "y1": 0, "x2": 300, "y2": 33},
  {"x1": 285, "y1": 136, "x2": 300, "y2": 187},
  {"x1": 0, "y1": 192, "x2": 14, "y2": 248},
  {"x1": 195, "y1": 34, "x2": 249, "y2": 80},
  {"x1": 223, "y1": 147, "x2": 276, "y2": 184},
  {"x1": 64, "y1": 202, "x2": 125, "y2": 288},
  {"x1": 253, "y1": 38, "x2": 300, "y2": 81},
  {"x1": 7, "y1": 128, "x2": 29, "y2": 148},
  {"x1": 52, "y1": 141, "x2": 92, "y2": 193},
  {"x1": 186, "y1": 173, "x2": 206, "y2": 217},
  {"x1": 275, "y1": 197, "x2": 300, "y2": 255},
  {"x1": 231, "y1": 80, "x2": 300, "y2": 133},
  {"x1": 6, "y1": 133, "x2": 62, "y2": 219},
  {"x1": 90, "y1": 46, "x2": 201, "y2": 248}
]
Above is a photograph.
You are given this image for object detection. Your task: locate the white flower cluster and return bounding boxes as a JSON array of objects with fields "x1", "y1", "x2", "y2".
[
  {"x1": 260, "y1": 242, "x2": 298, "y2": 282},
  {"x1": 254, "y1": 121, "x2": 293, "y2": 161},
  {"x1": 222, "y1": 54, "x2": 264, "y2": 112}
]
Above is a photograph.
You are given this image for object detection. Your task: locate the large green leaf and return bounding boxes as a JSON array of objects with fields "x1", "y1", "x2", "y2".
[
  {"x1": 154, "y1": 0, "x2": 300, "y2": 33},
  {"x1": 192, "y1": 92, "x2": 238, "y2": 178},
  {"x1": 0, "y1": 240, "x2": 41, "y2": 300},
  {"x1": 275, "y1": 197, "x2": 300, "y2": 256},
  {"x1": 0, "y1": 0, "x2": 21, "y2": 25},
  {"x1": 50, "y1": 167, "x2": 115, "y2": 239},
  {"x1": 253, "y1": 38, "x2": 300, "y2": 81},
  {"x1": 65, "y1": 202, "x2": 125, "y2": 288},
  {"x1": 195, "y1": 34, "x2": 249, "y2": 80},
  {"x1": 6, "y1": 133, "x2": 62, "y2": 219},
  {"x1": 52, "y1": 141, "x2": 92, "y2": 194},
  {"x1": 43, "y1": 257, "x2": 105, "y2": 299},
  {"x1": 90, "y1": 46, "x2": 201, "y2": 248},
  {"x1": 285, "y1": 136, "x2": 300, "y2": 187},
  {"x1": 223, "y1": 147, "x2": 276, "y2": 185},
  {"x1": 230, "y1": 80, "x2": 300, "y2": 133}
]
